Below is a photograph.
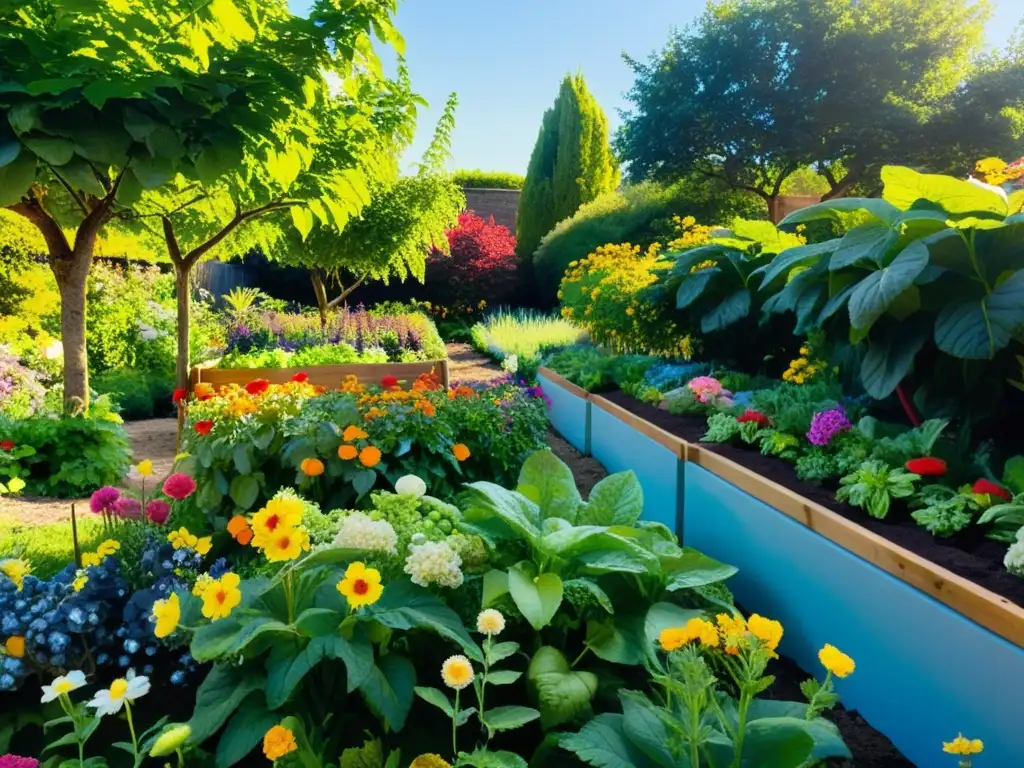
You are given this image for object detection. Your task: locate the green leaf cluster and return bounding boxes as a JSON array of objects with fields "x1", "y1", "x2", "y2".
[{"x1": 835, "y1": 460, "x2": 920, "y2": 519}]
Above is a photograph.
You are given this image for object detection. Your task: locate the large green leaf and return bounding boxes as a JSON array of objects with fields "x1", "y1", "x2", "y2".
[
  {"x1": 214, "y1": 693, "x2": 278, "y2": 768},
  {"x1": 701, "y1": 288, "x2": 751, "y2": 333},
  {"x1": 934, "y1": 270, "x2": 1024, "y2": 359},
  {"x1": 195, "y1": 142, "x2": 243, "y2": 185},
  {"x1": 58, "y1": 158, "x2": 107, "y2": 197},
  {"x1": 191, "y1": 616, "x2": 291, "y2": 662},
  {"x1": 265, "y1": 631, "x2": 373, "y2": 708},
  {"x1": 0, "y1": 138, "x2": 19, "y2": 168},
  {"x1": 455, "y1": 749, "x2": 529, "y2": 768},
  {"x1": 462, "y1": 482, "x2": 542, "y2": 543},
  {"x1": 780, "y1": 197, "x2": 900, "y2": 227},
  {"x1": 508, "y1": 563, "x2": 562, "y2": 631},
  {"x1": 619, "y1": 691, "x2": 675, "y2": 767},
  {"x1": 662, "y1": 548, "x2": 738, "y2": 590},
  {"x1": 847, "y1": 242, "x2": 929, "y2": 330},
  {"x1": 558, "y1": 714, "x2": 662, "y2": 768},
  {"x1": 578, "y1": 471, "x2": 644, "y2": 527},
  {"x1": 516, "y1": 449, "x2": 582, "y2": 523},
  {"x1": 0, "y1": 152, "x2": 36, "y2": 206},
  {"x1": 882, "y1": 166, "x2": 1007, "y2": 217},
  {"x1": 527, "y1": 647, "x2": 599, "y2": 731},
  {"x1": 187, "y1": 663, "x2": 263, "y2": 744},
  {"x1": 359, "y1": 652, "x2": 416, "y2": 732},
  {"x1": 829, "y1": 221, "x2": 900, "y2": 271},
  {"x1": 745, "y1": 702, "x2": 851, "y2": 761},
  {"x1": 757, "y1": 239, "x2": 839, "y2": 290},
  {"x1": 366, "y1": 578, "x2": 482, "y2": 659},
  {"x1": 563, "y1": 578, "x2": 614, "y2": 614},
  {"x1": 229, "y1": 474, "x2": 259, "y2": 509},
  {"x1": 585, "y1": 615, "x2": 644, "y2": 665},
  {"x1": 22, "y1": 135, "x2": 74, "y2": 165},
  {"x1": 737, "y1": 717, "x2": 818, "y2": 767},
  {"x1": 675, "y1": 269, "x2": 717, "y2": 310},
  {"x1": 859, "y1": 318, "x2": 930, "y2": 399}
]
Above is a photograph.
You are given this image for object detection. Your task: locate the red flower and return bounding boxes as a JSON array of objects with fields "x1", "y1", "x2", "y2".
[
  {"x1": 972, "y1": 479, "x2": 1012, "y2": 501},
  {"x1": 381, "y1": 375, "x2": 399, "y2": 389},
  {"x1": 162, "y1": 473, "x2": 196, "y2": 501},
  {"x1": 245, "y1": 379, "x2": 270, "y2": 396},
  {"x1": 291, "y1": 372, "x2": 309, "y2": 383},
  {"x1": 736, "y1": 409, "x2": 771, "y2": 428},
  {"x1": 194, "y1": 420, "x2": 214, "y2": 436},
  {"x1": 0, "y1": 440, "x2": 14, "y2": 451},
  {"x1": 172, "y1": 388, "x2": 187, "y2": 405},
  {"x1": 905, "y1": 457, "x2": 947, "y2": 476}
]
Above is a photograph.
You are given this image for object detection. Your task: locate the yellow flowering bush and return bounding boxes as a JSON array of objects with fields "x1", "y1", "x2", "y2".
[{"x1": 974, "y1": 156, "x2": 1024, "y2": 186}]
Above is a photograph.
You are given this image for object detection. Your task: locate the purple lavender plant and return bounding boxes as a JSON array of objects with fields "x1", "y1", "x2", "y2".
[{"x1": 807, "y1": 408, "x2": 852, "y2": 446}]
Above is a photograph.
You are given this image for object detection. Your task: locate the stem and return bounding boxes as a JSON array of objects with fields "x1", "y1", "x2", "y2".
[
  {"x1": 125, "y1": 700, "x2": 139, "y2": 757},
  {"x1": 732, "y1": 689, "x2": 751, "y2": 768},
  {"x1": 805, "y1": 671, "x2": 832, "y2": 719},
  {"x1": 894, "y1": 382, "x2": 921, "y2": 427},
  {"x1": 452, "y1": 689, "x2": 460, "y2": 758},
  {"x1": 570, "y1": 645, "x2": 590, "y2": 668},
  {"x1": 689, "y1": 693, "x2": 701, "y2": 768},
  {"x1": 478, "y1": 637, "x2": 490, "y2": 737},
  {"x1": 284, "y1": 571, "x2": 295, "y2": 624}
]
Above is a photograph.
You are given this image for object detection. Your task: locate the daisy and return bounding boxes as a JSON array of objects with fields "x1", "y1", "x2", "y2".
[
  {"x1": 87, "y1": 671, "x2": 150, "y2": 717},
  {"x1": 41, "y1": 670, "x2": 86, "y2": 703}
]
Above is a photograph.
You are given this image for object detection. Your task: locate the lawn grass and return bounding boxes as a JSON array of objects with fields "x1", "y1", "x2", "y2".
[{"x1": 0, "y1": 514, "x2": 106, "y2": 578}]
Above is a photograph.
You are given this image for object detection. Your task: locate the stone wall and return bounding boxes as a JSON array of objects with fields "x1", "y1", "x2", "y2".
[{"x1": 462, "y1": 187, "x2": 520, "y2": 233}]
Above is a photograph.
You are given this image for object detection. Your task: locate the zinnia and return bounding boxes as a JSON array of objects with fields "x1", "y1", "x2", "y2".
[
  {"x1": 163, "y1": 473, "x2": 196, "y2": 500},
  {"x1": 343, "y1": 425, "x2": 368, "y2": 441},
  {"x1": 113, "y1": 497, "x2": 142, "y2": 520},
  {"x1": 0, "y1": 755, "x2": 38, "y2": 768},
  {"x1": 245, "y1": 378, "x2": 270, "y2": 396},
  {"x1": 381, "y1": 375, "x2": 399, "y2": 389},
  {"x1": 193, "y1": 420, "x2": 213, "y2": 436},
  {"x1": 291, "y1": 372, "x2": 309, "y2": 383},
  {"x1": 972, "y1": 478, "x2": 1012, "y2": 501},
  {"x1": 263, "y1": 725, "x2": 297, "y2": 761},
  {"x1": 453, "y1": 443, "x2": 471, "y2": 462},
  {"x1": 905, "y1": 457, "x2": 947, "y2": 477},
  {"x1": 359, "y1": 446, "x2": 382, "y2": 468},
  {"x1": 89, "y1": 486, "x2": 121, "y2": 514},
  {"x1": 145, "y1": 499, "x2": 171, "y2": 525},
  {"x1": 336, "y1": 561, "x2": 384, "y2": 608},
  {"x1": 171, "y1": 388, "x2": 187, "y2": 405}
]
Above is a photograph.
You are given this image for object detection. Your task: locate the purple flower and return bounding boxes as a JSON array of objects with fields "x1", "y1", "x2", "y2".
[
  {"x1": 89, "y1": 486, "x2": 121, "y2": 514},
  {"x1": 0, "y1": 755, "x2": 40, "y2": 768},
  {"x1": 807, "y1": 408, "x2": 852, "y2": 446},
  {"x1": 113, "y1": 497, "x2": 142, "y2": 519}
]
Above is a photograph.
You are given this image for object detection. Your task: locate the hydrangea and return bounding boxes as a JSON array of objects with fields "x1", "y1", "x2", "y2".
[
  {"x1": 333, "y1": 513, "x2": 398, "y2": 554},
  {"x1": 1004, "y1": 526, "x2": 1024, "y2": 578},
  {"x1": 404, "y1": 537, "x2": 463, "y2": 589},
  {"x1": 806, "y1": 408, "x2": 852, "y2": 446}
]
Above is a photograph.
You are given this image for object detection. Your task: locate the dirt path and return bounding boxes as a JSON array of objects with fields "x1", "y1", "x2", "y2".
[
  {"x1": 0, "y1": 418, "x2": 179, "y2": 526},
  {"x1": 446, "y1": 342, "x2": 506, "y2": 384}
]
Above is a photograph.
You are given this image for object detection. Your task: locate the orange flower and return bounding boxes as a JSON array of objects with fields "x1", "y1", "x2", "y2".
[
  {"x1": 359, "y1": 446, "x2": 382, "y2": 468},
  {"x1": 364, "y1": 407, "x2": 388, "y2": 421},
  {"x1": 194, "y1": 383, "x2": 215, "y2": 401},
  {"x1": 448, "y1": 386, "x2": 475, "y2": 400},
  {"x1": 5, "y1": 635, "x2": 25, "y2": 658},
  {"x1": 453, "y1": 443, "x2": 471, "y2": 462},
  {"x1": 227, "y1": 515, "x2": 253, "y2": 546},
  {"x1": 340, "y1": 375, "x2": 365, "y2": 394},
  {"x1": 415, "y1": 399, "x2": 436, "y2": 417},
  {"x1": 301, "y1": 457, "x2": 325, "y2": 476},
  {"x1": 338, "y1": 444, "x2": 358, "y2": 460},
  {"x1": 343, "y1": 425, "x2": 369, "y2": 442}
]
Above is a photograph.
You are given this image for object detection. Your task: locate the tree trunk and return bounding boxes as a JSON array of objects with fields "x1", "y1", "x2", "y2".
[
  {"x1": 310, "y1": 268, "x2": 330, "y2": 329},
  {"x1": 50, "y1": 248, "x2": 93, "y2": 414},
  {"x1": 175, "y1": 264, "x2": 191, "y2": 392}
]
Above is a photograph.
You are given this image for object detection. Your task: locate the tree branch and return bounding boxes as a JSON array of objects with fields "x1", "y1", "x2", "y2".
[
  {"x1": 48, "y1": 166, "x2": 90, "y2": 216},
  {"x1": 181, "y1": 199, "x2": 297, "y2": 270},
  {"x1": 770, "y1": 162, "x2": 799, "y2": 199},
  {"x1": 162, "y1": 215, "x2": 184, "y2": 266},
  {"x1": 326, "y1": 273, "x2": 368, "y2": 308},
  {"x1": 820, "y1": 162, "x2": 864, "y2": 201},
  {"x1": 10, "y1": 195, "x2": 73, "y2": 260}
]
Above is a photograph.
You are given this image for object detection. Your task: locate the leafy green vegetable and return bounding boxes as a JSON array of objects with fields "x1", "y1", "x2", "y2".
[{"x1": 836, "y1": 460, "x2": 919, "y2": 519}]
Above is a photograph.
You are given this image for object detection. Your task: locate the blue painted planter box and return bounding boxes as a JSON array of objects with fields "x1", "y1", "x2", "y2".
[
  {"x1": 588, "y1": 397, "x2": 684, "y2": 534},
  {"x1": 537, "y1": 369, "x2": 590, "y2": 455},
  {"x1": 683, "y1": 462, "x2": 1024, "y2": 768}
]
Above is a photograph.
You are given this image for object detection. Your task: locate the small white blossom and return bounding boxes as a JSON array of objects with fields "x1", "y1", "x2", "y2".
[
  {"x1": 87, "y1": 672, "x2": 150, "y2": 716},
  {"x1": 404, "y1": 539, "x2": 463, "y2": 589},
  {"x1": 333, "y1": 512, "x2": 398, "y2": 554},
  {"x1": 395, "y1": 474, "x2": 427, "y2": 497},
  {"x1": 1005, "y1": 526, "x2": 1024, "y2": 578},
  {"x1": 41, "y1": 670, "x2": 86, "y2": 703},
  {"x1": 42, "y1": 340, "x2": 63, "y2": 360},
  {"x1": 502, "y1": 354, "x2": 519, "y2": 374}
]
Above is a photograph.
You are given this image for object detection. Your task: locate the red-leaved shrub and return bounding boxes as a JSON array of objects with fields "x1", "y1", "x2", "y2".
[{"x1": 426, "y1": 211, "x2": 519, "y2": 305}]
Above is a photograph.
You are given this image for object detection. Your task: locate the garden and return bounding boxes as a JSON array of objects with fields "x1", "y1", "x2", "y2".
[{"x1": 1, "y1": 1, "x2": 1023, "y2": 767}]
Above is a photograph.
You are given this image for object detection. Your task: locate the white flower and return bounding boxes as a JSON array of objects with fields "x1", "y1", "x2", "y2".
[
  {"x1": 395, "y1": 475, "x2": 427, "y2": 498},
  {"x1": 477, "y1": 609, "x2": 505, "y2": 636},
  {"x1": 41, "y1": 670, "x2": 86, "y2": 702},
  {"x1": 404, "y1": 539, "x2": 463, "y2": 589},
  {"x1": 42, "y1": 340, "x2": 63, "y2": 360},
  {"x1": 333, "y1": 512, "x2": 398, "y2": 554},
  {"x1": 502, "y1": 354, "x2": 519, "y2": 374},
  {"x1": 1004, "y1": 526, "x2": 1024, "y2": 577},
  {"x1": 87, "y1": 672, "x2": 150, "y2": 716}
]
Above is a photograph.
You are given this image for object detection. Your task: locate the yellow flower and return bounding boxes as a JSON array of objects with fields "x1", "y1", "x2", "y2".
[
  {"x1": 168, "y1": 527, "x2": 198, "y2": 550},
  {"x1": 201, "y1": 572, "x2": 242, "y2": 621},
  {"x1": 793, "y1": 374, "x2": 805, "y2": 385},
  {"x1": 136, "y1": 459, "x2": 154, "y2": 477},
  {"x1": 5, "y1": 635, "x2": 25, "y2": 658},
  {"x1": 192, "y1": 573, "x2": 215, "y2": 597},
  {"x1": 453, "y1": 443, "x2": 471, "y2": 462},
  {"x1": 476, "y1": 609, "x2": 505, "y2": 636},
  {"x1": 799, "y1": 346, "x2": 809, "y2": 356},
  {"x1": 343, "y1": 425, "x2": 369, "y2": 441},
  {"x1": 336, "y1": 561, "x2": 384, "y2": 608},
  {"x1": 818, "y1": 644, "x2": 855, "y2": 678},
  {"x1": 716, "y1": 613, "x2": 747, "y2": 655},
  {"x1": 359, "y1": 446, "x2": 382, "y2": 468},
  {"x1": 943, "y1": 734, "x2": 984, "y2": 756},
  {"x1": 263, "y1": 725, "x2": 297, "y2": 761},
  {"x1": 658, "y1": 627, "x2": 689, "y2": 652},
  {"x1": 300, "y1": 457, "x2": 325, "y2": 477},
  {"x1": 263, "y1": 527, "x2": 311, "y2": 562},
  {"x1": 684, "y1": 617, "x2": 719, "y2": 648},
  {"x1": 410, "y1": 755, "x2": 451, "y2": 768},
  {"x1": 251, "y1": 497, "x2": 304, "y2": 549},
  {"x1": 194, "y1": 536, "x2": 212, "y2": 556},
  {"x1": 150, "y1": 724, "x2": 192, "y2": 757},
  {"x1": 0, "y1": 559, "x2": 31, "y2": 591},
  {"x1": 747, "y1": 614, "x2": 783, "y2": 657},
  {"x1": 72, "y1": 570, "x2": 88, "y2": 592},
  {"x1": 441, "y1": 654, "x2": 474, "y2": 690},
  {"x1": 151, "y1": 593, "x2": 181, "y2": 639},
  {"x1": 81, "y1": 552, "x2": 100, "y2": 568}
]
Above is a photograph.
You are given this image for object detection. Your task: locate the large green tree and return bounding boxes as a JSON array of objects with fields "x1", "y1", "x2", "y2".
[
  {"x1": 517, "y1": 74, "x2": 618, "y2": 260},
  {"x1": 616, "y1": 0, "x2": 996, "y2": 221},
  {"x1": 0, "y1": 0, "x2": 405, "y2": 408}
]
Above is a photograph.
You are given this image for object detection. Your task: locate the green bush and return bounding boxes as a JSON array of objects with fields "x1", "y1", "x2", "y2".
[
  {"x1": 532, "y1": 177, "x2": 765, "y2": 305},
  {"x1": 470, "y1": 309, "x2": 586, "y2": 368},
  {"x1": 92, "y1": 369, "x2": 176, "y2": 421},
  {"x1": 452, "y1": 169, "x2": 525, "y2": 189}
]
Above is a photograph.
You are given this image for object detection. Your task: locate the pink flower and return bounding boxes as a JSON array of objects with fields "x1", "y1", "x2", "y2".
[
  {"x1": 0, "y1": 756, "x2": 40, "y2": 768},
  {"x1": 89, "y1": 486, "x2": 121, "y2": 514},
  {"x1": 145, "y1": 499, "x2": 171, "y2": 525},
  {"x1": 113, "y1": 497, "x2": 142, "y2": 519},
  {"x1": 687, "y1": 376, "x2": 730, "y2": 405},
  {"x1": 162, "y1": 473, "x2": 196, "y2": 501}
]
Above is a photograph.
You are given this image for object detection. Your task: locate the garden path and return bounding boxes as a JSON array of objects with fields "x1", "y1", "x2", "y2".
[{"x1": 445, "y1": 342, "x2": 506, "y2": 384}]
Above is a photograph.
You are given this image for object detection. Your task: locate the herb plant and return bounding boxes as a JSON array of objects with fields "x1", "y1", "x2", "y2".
[{"x1": 835, "y1": 460, "x2": 920, "y2": 519}]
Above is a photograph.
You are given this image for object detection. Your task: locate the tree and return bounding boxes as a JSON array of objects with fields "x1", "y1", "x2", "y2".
[
  {"x1": 517, "y1": 74, "x2": 618, "y2": 260},
  {"x1": 0, "y1": 0, "x2": 410, "y2": 404},
  {"x1": 616, "y1": 0, "x2": 994, "y2": 221},
  {"x1": 425, "y1": 211, "x2": 519, "y2": 307},
  {"x1": 279, "y1": 95, "x2": 465, "y2": 327}
]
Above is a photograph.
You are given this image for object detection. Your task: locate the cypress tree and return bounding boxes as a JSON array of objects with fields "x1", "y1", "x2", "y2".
[{"x1": 517, "y1": 74, "x2": 618, "y2": 261}]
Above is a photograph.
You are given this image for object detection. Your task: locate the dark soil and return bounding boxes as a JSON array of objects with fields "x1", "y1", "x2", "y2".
[
  {"x1": 550, "y1": 425, "x2": 914, "y2": 767},
  {"x1": 602, "y1": 389, "x2": 1024, "y2": 607}
]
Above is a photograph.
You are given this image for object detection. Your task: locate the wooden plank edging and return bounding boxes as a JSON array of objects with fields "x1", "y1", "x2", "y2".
[
  {"x1": 536, "y1": 366, "x2": 591, "y2": 401},
  {"x1": 193, "y1": 359, "x2": 450, "y2": 390}
]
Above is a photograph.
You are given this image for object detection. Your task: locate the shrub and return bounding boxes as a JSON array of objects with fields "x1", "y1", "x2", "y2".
[
  {"x1": 0, "y1": 345, "x2": 46, "y2": 418},
  {"x1": 452, "y1": 169, "x2": 525, "y2": 189},
  {"x1": 426, "y1": 212, "x2": 519, "y2": 307},
  {"x1": 92, "y1": 369, "x2": 176, "y2": 421},
  {"x1": 533, "y1": 177, "x2": 765, "y2": 305}
]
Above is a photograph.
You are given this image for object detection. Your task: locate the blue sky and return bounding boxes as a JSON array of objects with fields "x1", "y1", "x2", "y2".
[{"x1": 290, "y1": 0, "x2": 1023, "y2": 174}]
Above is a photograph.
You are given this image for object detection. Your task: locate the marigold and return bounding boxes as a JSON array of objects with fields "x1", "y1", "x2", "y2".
[
  {"x1": 338, "y1": 444, "x2": 358, "y2": 460},
  {"x1": 300, "y1": 457, "x2": 324, "y2": 477},
  {"x1": 193, "y1": 383, "x2": 215, "y2": 401},
  {"x1": 441, "y1": 655, "x2": 474, "y2": 690},
  {"x1": 359, "y1": 446, "x2": 382, "y2": 468},
  {"x1": 225, "y1": 397, "x2": 258, "y2": 418},
  {"x1": 337, "y1": 561, "x2": 384, "y2": 608},
  {"x1": 747, "y1": 614, "x2": 783, "y2": 657},
  {"x1": 453, "y1": 443, "x2": 471, "y2": 462},
  {"x1": 263, "y1": 725, "x2": 298, "y2": 760},
  {"x1": 227, "y1": 515, "x2": 253, "y2": 545},
  {"x1": 659, "y1": 627, "x2": 689, "y2": 652},
  {"x1": 343, "y1": 425, "x2": 369, "y2": 441},
  {"x1": 818, "y1": 644, "x2": 855, "y2": 678},
  {"x1": 716, "y1": 613, "x2": 747, "y2": 655},
  {"x1": 151, "y1": 593, "x2": 181, "y2": 638},
  {"x1": 5, "y1": 635, "x2": 25, "y2": 658},
  {"x1": 942, "y1": 734, "x2": 983, "y2": 756},
  {"x1": 683, "y1": 617, "x2": 719, "y2": 648},
  {"x1": 201, "y1": 572, "x2": 242, "y2": 620}
]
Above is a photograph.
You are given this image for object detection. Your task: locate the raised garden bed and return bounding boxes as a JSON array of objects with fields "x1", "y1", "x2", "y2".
[
  {"x1": 190, "y1": 359, "x2": 450, "y2": 391},
  {"x1": 539, "y1": 370, "x2": 1024, "y2": 767},
  {"x1": 536, "y1": 368, "x2": 590, "y2": 454}
]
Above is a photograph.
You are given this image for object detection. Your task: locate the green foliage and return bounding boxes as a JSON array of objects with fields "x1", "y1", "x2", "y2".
[
  {"x1": 92, "y1": 368, "x2": 175, "y2": 421},
  {"x1": 910, "y1": 485, "x2": 984, "y2": 537},
  {"x1": 977, "y1": 494, "x2": 1024, "y2": 542},
  {"x1": 794, "y1": 448, "x2": 840, "y2": 483},
  {"x1": 0, "y1": 516, "x2": 104, "y2": 578},
  {"x1": 470, "y1": 310, "x2": 586, "y2": 373},
  {"x1": 452, "y1": 170, "x2": 525, "y2": 190},
  {"x1": 517, "y1": 74, "x2": 618, "y2": 260},
  {"x1": 702, "y1": 412, "x2": 741, "y2": 443},
  {"x1": 857, "y1": 418, "x2": 949, "y2": 468},
  {"x1": 836, "y1": 460, "x2": 920, "y2": 519},
  {"x1": 543, "y1": 347, "x2": 658, "y2": 394},
  {"x1": 751, "y1": 380, "x2": 843, "y2": 435}
]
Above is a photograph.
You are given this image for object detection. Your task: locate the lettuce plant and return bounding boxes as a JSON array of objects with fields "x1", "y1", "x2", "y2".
[{"x1": 835, "y1": 460, "x2": 919, "y2": 519}]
